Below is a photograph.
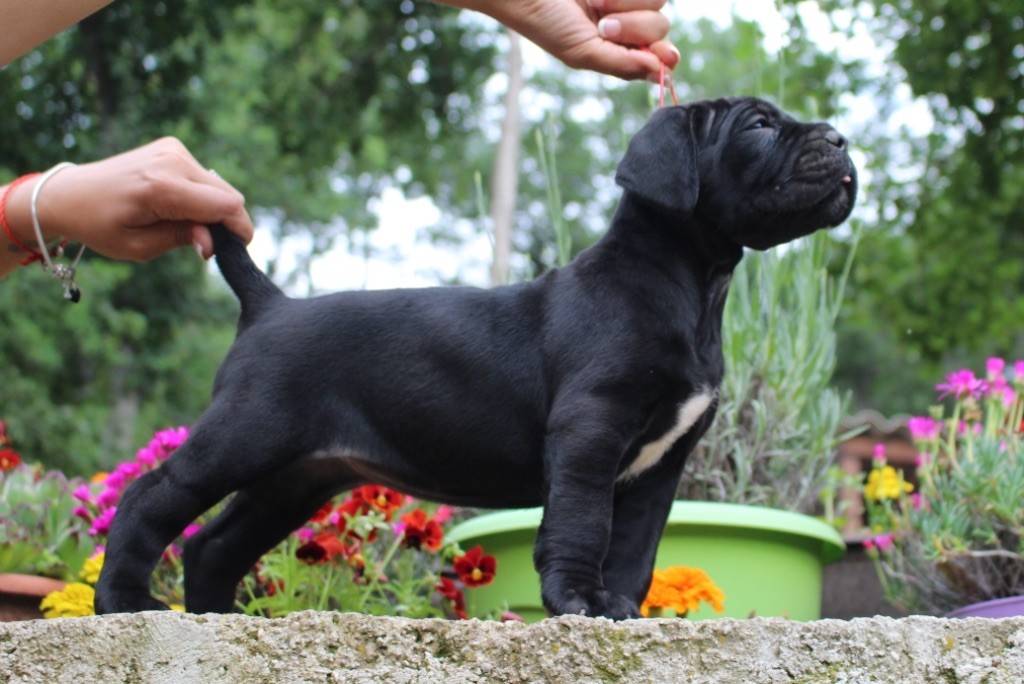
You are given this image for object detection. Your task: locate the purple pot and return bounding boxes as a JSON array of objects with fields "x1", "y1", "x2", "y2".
[{"x1": 947, "y1": 595, "x2": 1024, "y2": 619}]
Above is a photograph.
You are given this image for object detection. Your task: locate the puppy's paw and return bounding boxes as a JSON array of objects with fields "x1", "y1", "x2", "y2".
[
  {"x1": 93, "y1": 588, "x2": 170, "y2": 615},
  {"x1": 547, "y1": 587, "x2": 641, "y2": 620}
]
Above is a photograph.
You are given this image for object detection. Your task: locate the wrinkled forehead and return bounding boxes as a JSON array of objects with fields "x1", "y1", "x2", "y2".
[{"x1": 690, "y1": 97, "x2": 795, "y2": 142}]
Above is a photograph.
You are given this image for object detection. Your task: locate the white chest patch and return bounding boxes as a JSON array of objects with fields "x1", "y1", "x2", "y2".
[{"x1": 617, "y1": 389, "x2": 716, "y2": 483}]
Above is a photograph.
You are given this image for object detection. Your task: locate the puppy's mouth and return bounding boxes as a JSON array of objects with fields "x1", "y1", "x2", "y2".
[{"x1": 738, "y1": 162, "x2": 857, "y2": 251}]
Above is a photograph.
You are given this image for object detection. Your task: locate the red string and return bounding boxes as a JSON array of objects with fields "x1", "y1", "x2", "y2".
[
  {"x1": 641, "y1": 47, "x2": 679, "y2": 108},
  {"x1": 0, "y1": 173, "x2": 44, "y2": 265}
]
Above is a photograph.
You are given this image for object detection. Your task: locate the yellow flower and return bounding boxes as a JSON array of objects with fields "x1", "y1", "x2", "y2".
[
  {"x1": 865, "y1": 466, "x2": 914, "y2": 501},
  {"x1": 39, "y1": 583, "x2": 95, "y2": 619},
  {"x1": 79, "y1": 552, "x2": 105, "y2": 585},
  {"x1": 170, "y1": 604, "x2": 185, "y2": 612},
  {"x1": 641, "y1": 565, "x2": 725, "y2": 618}
]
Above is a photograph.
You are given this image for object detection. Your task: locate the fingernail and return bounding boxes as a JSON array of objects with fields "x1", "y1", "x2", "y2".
[
  {"x1": 669, "y1": 45, "x2": 681, "y2": 61},
  {"x1": 597, "y1": 18, "x2": 621, "y2": 39},
  {"x1": 194, "y1": 242, "x2": 206, "y2": 259}
]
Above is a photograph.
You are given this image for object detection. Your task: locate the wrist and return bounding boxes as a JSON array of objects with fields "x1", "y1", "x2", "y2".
[{"x1": 1, "y1": 175, "x2": 45, "y2": 258}]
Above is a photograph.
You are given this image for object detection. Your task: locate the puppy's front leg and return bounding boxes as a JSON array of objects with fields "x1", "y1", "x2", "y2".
[
  {"x1": 533, "y1": 398, "x2": 639, "y2": 620},
  {"x1": 602, "y1": 457, "x2": 688, "y2": 608}
]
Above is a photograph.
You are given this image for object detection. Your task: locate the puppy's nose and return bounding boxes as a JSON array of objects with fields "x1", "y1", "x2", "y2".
[{"x1": 825, "y1": 129, "x2": 847, "y2": 150}]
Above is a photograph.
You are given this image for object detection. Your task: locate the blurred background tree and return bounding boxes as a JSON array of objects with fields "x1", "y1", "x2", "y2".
[{"x1": 794, "y1": 0, "x2": 1024, "y2": 414}]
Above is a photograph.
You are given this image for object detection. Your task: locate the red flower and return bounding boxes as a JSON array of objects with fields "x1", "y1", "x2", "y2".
[
  {"x1": 0, "y1": 447, "x2": 21, "y2": 471},
  {"x1": 399, "y1": 509, "x2": 444, "y2": 552},
  {"x1": 355, "y1": 484, "x2": 404, "y2": 518},
  {"x1": 436, "y1": 576, "x2": 467, "y2": 619},
  {"x1": 296, "y1": 531, "x2": 350, "y2": 565},
  {"x1": 453, "y1": 545, "x2": 496, "y2": 588},
  {"x1": 308, "y1": 501, "x2": 334, "y2": 524},
  {"x1": 334, "y1": 496, "x2": 377, "y2": 542}
]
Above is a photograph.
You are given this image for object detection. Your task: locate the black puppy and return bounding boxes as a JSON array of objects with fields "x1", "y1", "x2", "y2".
[{"x1": 95, "y1": 97, "x2": 856, "y2": 620}]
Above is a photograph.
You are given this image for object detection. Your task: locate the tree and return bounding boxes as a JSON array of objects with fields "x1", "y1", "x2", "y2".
[{"x1": 786, "y1": 1, "x2": 1024, "y2": 413}]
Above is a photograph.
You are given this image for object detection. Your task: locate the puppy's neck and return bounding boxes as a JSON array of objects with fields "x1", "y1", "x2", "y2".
[{"x1": 607, "y1": 195, "x2": 743, "y2": 283}]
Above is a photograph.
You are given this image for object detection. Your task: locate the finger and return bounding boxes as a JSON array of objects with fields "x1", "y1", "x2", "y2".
[
  {"x1": 148, "y1": 176, "x2": 254, "y2": 244},
  {"x1": 588, "y1": 0, "x2": 667, "y2": 13},
  {"x1": 191, "y1": 224, "x2": 214, "y2": 260},
  {"x1": 597, "y1": 11, "x2": 670, "y2": 47},
  {"x1": 563, "y1": 37, "x2": 663, "y2": 80},
  {"x1": 647, "y1": 40, "x2": 680, "y2": 70}
]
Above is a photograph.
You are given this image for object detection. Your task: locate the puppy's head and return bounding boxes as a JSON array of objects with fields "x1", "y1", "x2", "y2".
[{"x1": 615, "y1": 97, "x2": 857, "y2": 250}]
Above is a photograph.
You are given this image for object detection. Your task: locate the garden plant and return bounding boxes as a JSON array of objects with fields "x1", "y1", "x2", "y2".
[{"x1": 865, "y1": 358, "x2": 1024, "y2": 615}]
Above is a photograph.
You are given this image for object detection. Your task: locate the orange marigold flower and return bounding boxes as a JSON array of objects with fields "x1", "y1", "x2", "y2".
[
  {"x1": 640, "y1": 565, "x2": 725, "y2": 618},
  {"x1": 399, "y1": 509, "x2": 444, "y2": 552},
  {"x1": 0, "y1": 447, "x2": 21, "y2": 471},
  {"x1": 453, "y1": 545, "x2": 496, "y2": 588}
]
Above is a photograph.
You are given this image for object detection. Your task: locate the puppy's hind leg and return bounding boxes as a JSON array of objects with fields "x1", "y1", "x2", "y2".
[
  {"x1": 94, "y1": 422, "x2": 302, "y2": 615},
  {"x1": 184, "y1": 458, "x2": 358, "y2": 613}
]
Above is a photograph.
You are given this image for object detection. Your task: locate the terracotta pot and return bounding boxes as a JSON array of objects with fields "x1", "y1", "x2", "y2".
[{"x1": 0, "y1": 573, "x2": 66, "y2": 621}]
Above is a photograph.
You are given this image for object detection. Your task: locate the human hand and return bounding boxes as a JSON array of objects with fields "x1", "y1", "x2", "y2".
[
  {"x1": 447, "y1": 0, "x2": 679, "y2": 81},
  {"x1": 32, "y1": 137, "x2": 253, "y2": 262}
]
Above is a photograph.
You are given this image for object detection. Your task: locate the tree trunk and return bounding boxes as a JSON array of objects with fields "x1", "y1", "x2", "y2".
[{"x1": 489, "y1": 30, "x2": 523, "y2": 287}]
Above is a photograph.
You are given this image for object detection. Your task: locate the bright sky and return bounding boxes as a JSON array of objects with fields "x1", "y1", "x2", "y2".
[{"x1": 247, "y1": 1, "x2": 929, "y2": 295}]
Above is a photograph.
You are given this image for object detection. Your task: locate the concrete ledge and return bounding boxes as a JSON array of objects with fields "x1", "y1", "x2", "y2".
[{"x1": 2, "y1": 612, "x2": 1024, "y2": 683}]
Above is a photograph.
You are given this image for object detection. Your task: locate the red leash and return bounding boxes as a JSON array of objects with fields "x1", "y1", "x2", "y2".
[{"x1": 641, "y1": 47, "x2": 678, "y2": 107}]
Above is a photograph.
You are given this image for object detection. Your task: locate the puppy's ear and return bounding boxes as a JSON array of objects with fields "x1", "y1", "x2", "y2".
[{"x1": 615, "y1": 106, "x2": 698, "y2": 216}]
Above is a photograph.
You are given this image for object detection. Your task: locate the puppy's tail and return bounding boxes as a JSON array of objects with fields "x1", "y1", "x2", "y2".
[{"x1": 209, "y1": 224, "x2": 284, "y2": 328}]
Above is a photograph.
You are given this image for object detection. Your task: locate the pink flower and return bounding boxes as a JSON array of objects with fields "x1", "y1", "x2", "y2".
[
  {"x1": 182, "y1": 524, "x2": 202, "y2": 539},
  {"x1": 434, "y1": 505, "x2": 454, "y2": 525},
  {"x1": 135, "y1": 446, "x2": 158, "y2": 465},
  {"x1": 113, "y1": 460, "x2": 142, "y2": 480},
  {"x1": 987, "y1": 376, "x2": 1017, "y2": 407},
  {"x1": 957, "y1": 421, "x2": 982, "y2": 436},
  {"x1": 873, "y1": 533, "x2": 895, "y2": 553},
  {"x1": 1015, "y1": 361, "x2": 1024, "y2": 380},
  {"x1": 72, "y1": 484, "x2": 93, "y2": 503},
  {"x1": 89, "y1": 507, "x2": 117, "y2": 536},
  {"x1": 153, "y1": 427, "x2": 189, "y2": 456},
  {"x1": 907, "y1": 416, "x2": 939, "y2": 441},
  {"x1": 986, "y1": 357, "x2": 1006, "y2": 378},
  {"x1": 872, "y1": 443, "x2": 886, "y2": 464},
  {"x1": 103, "y1": 472, "x2": 125, "y2": 490},
  {"x1": 296, "y1": 527, "x2": 316, "y2": 543},
  {"x1": 96, "y1": 487, "x2": 120, "y2": 509},
  {"x1": 862, "y1": 537, "x2": 876, "y2": 551},
  {"x1": 915, "y1": 451, "x2": 932, "y2": 468},
  {"x1": 909, "y1": 493, "x2": 923, "y2": 511},
  {"x1": 936, "y1": 369, "x2": 985, "y2": 399},
  {"x1": 72, "y1": 505, "x2": 92, "y2": 522}
]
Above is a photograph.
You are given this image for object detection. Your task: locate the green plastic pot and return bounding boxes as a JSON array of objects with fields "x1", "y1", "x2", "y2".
[{"x1": 446, "y1": 501, "x2": 845, "y2": 622}]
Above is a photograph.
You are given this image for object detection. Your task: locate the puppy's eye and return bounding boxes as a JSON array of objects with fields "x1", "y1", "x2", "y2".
[{"x1": 749, "y1": 117, "x2": 772, "y2": 130}]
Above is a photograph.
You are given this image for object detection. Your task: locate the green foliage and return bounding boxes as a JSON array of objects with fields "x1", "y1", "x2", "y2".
[
  {"x1": 240, "y1": 508, "x2": 451, "y2": 619},
  {"x1": 0, "y1": 258, "x2": 235, "y2": 474},
  {"x1": 0, "y1": 464, "x2": 95, "y2": 579},
  {"x1": 680, "y1": 232, "x2": 858, "y2": 513}
]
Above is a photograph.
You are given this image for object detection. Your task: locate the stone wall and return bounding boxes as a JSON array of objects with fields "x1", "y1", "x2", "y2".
[{"x1": 2, "y1": 612, "x2": 1024, "y2": 683}]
